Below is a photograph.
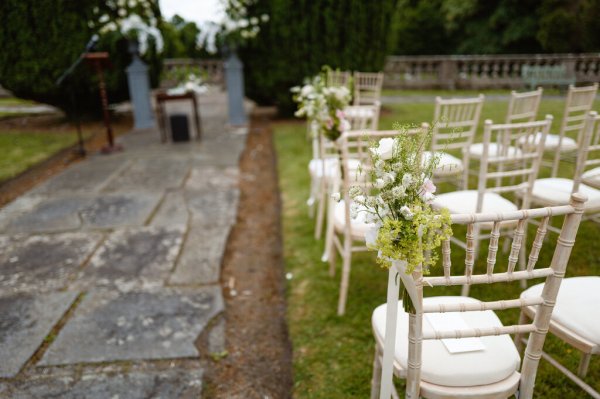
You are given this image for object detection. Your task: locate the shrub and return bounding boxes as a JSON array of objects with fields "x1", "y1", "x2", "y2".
[{"x1": 0, "y1": 0, "x2": 163, "y2": 117}]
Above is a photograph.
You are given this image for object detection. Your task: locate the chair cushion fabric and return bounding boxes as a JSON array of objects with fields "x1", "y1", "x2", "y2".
[
  {"x1": 516, "y1": 132, "x2": 578, "y2": 152},
  {"x1": 372, "y1": 296, "x2": 521, "y2": 387},
  {"x1": 334, "y1": 200, "x2": 375, "y2": 240},
  {"x1": 581, "y1": 167, "x2": 600, "y2": 189},
  {"x1": 530, "y1": 178, "x2": 600, "y2": 210},
  {"x1": 467, "y1": 143, "x2": 523, "y2": 159},
  {"x1": 423, "y1": 151, "x2": 463, "y2": 176},
  {"x1": 308, "y1": 158, "x2": 361, "y2": 180},
  {"x1": 521, "y1": 277, "x2": 600, "y2": 346}
]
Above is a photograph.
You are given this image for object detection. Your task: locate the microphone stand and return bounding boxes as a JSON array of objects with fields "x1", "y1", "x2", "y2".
[{"x1": 56, "y1": 42, "x2": 97, "y2": 157}]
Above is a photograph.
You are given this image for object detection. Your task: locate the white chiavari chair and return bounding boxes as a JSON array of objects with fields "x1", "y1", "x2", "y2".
[
  {"x1": 425, "y1": 95, "x2": 484, "y2": 189},
  {"x1": 525, "y1": 111, "x2": 600, "y2": 228},
  {"x1": 326, "y1": 126, "x2": 428, "y2": 315},
  {"x1": 518, "y1": 276, "x2": 600, "y2": 399},
  {"x1": 523, "y1": 84, "x2": 597, "y2": 176},
  {"x1": 354, "y1": 71, "x2": 384, "y2": 106},
  {"x1": 311, "y1": 104, "x2": 380, "y2": 240},
  {"x1": 505, "y1": 88, "x2": 543, "y2": 124},
  {"x1": 371, "y1": 193, "x2": 587, "y2": 399},
  {"x1": 326, "y1": 69, "x2": 352, "y2": 89},
  {"x1": 432, "y1": 116, "x2": 553, "y2": 295}
]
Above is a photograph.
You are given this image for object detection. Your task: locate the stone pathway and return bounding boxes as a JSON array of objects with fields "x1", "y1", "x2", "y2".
[{"x1": 0, "y1": 90, "x2": 247, "y2": 397}]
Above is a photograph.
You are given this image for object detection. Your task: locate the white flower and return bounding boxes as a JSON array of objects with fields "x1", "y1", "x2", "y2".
[
  {"x1": 300, "y1": 85, "x2": 313, "y2": 97},
  {"x1": 349, "y1": 186, "x2": 362, "y2": 198},
  {"x1": 402, "y1": 173, "x2": 413, "y2": 187},
  {"x1": 391, "y1": 186, "x2": 406, "y2": 199},
  {"x1": 371, "y1": 138, "x2": 394, "y2": 160},
  {"x1": 375, "y1": 178, "x2": 385, "y2": 189},
  {"x1": 354, "y1": 195, "x2": 366, "y2": 204},
  {"x1": 400, "y1": 205, "x2": 414, "y2": 220},
  {"x1": 331, "y1": 192, "x2": 341, "y2": 202},
  {"x1": 383, "y1": 172, "x2": 396, "y2": 185},
  {"x1": 365, "y1": 226, "x2": 380, "y2": 249},
  {"x1": 422, "y1": 192, "x2": 435, "y2": 203}
]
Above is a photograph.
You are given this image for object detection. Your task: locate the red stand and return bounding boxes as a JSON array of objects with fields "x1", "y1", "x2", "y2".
[{"x1": 85, "y1": 52, "x2": 122, "y2": 153}]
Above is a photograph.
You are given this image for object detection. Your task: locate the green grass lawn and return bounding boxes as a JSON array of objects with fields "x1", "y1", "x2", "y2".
[
  {"x1": 381, "y1": 88, "x2": 565, "y2": 98},
  {"x1": 0, "y1": 97, "x2": 36, "y2": 106},
  {"x1": 0, "y1": 132, "x2": 80, "y2": 182},
  {"x1": 274, "y1": 92, "x2": 600, "y2": 398}
]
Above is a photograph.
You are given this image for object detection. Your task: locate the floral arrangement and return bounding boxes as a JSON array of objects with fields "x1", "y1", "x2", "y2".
[
  {"x1": 340, "y1": 124, "x2": 452, "y2": 312},
  {"x1": 291, "y1": 73, "x2": 352, "y2": 141},
  {"x1": 167, "y1": 73, "x2": 208, "y2": 96}
]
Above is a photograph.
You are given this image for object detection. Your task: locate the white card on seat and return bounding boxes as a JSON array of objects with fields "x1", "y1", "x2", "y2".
[{"x1": 425, "y1": 312, "x2": 486, "y2": 354}]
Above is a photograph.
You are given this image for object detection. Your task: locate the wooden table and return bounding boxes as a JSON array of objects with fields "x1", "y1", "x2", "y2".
[{"x1": 155, "y1": 91, "x2": 202, "y2": 142}]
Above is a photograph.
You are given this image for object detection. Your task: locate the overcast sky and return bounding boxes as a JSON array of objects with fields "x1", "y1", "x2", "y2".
[{"x1": 159, "y1": 0, "x2": 225, "y2": 26}]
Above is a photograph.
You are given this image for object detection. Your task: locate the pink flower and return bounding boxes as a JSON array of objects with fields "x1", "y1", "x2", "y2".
[
  {"x1": 421, "y1": 178, "x2": 436, "y2": 194},
  {"x1": 325, "y1": 118, "x2": 334, "y2": 130},
  {"x1": 336, "y1": 109, "x2": 345, "y2": 119}
]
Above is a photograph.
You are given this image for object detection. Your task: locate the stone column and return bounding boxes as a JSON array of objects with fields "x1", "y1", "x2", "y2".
[
  {"x1": 225, "y1": 50, "x2": 247, "y2": 126},
  {"x1": 126, "y1": 40, "x2": 156, "y2": 130}
]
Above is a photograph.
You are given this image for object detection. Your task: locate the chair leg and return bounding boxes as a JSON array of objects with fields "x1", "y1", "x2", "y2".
[
  {"x1": 370, "y1": 345, "x2": 382, "y2": 399},
  {"x1": 337, "y1": 243, "x2": 352, "y2": 316},
  {"x1": 519, "y1": 222, "x2": 529, "y2": 288},
  {"x1": 322, "y1": 196, "x2": 336, "y2": 264},
  {"x1": 315, "y1": 179, "x2": 327, "y2": 240},
  {"x1": 578, "y1": 352, "x2": 592, "y2": 378}
]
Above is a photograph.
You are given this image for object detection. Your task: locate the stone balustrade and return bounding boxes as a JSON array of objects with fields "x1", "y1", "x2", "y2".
[{"x1": 384, "y1": 53, "x2": 600, "y2": 89}]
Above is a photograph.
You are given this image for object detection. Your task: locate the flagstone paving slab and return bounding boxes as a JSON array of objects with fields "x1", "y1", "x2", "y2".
[
  {"x1": 72, "y1": 226, "x2": 184, "y2": 291},
  {"x1": 4, "y1": 197, "x2": 91, "y2": 233},
  {"x1": 0, "y1": 292, "x2": 78, "y2": 377},
  {"x1": 39, "y1": 287, "x2": 224, "y2": 366},
  {"x1": 185, "y1": 166, "x2": 239, "y2": 191},
  {"x1": 79, "y1": 192, "x2": 162, "y2": 229},
  {"x1": 30, "y1": 156, "x2": 131, "y2": 195},
  {"x1": 0, "y1": 232, "x2": 103, "y2": 293},
  {"x1": 5, "y1": 369, "x2": 203, "y2": 398},
  {"x1": 150, "y1": 190, "x2": 189, "y2": 228},
  {"x1": 185, "y1": 188, "x2": 239, "y2": 227},
  {"x1": 169, "y1": 222, "x2": 231, "y2": 286},
  {"x1": 102, "y1": 157, "x2": 191, "y2": 193}
]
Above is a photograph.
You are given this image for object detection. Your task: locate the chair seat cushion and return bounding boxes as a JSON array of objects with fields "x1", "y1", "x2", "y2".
[
  {"x1": 581, "y1": 167, "x2": 600, "y2": 189},
  {"x1": 334, "y1": 200, "x2": 375, "y2": 240},
  {"x1": 372, "y1": 296, "x2": 521, "y2": 387},
  {"x1": 432, "y1": 190, "x2": 518, "y2": 228},
  {"x1": 344, "y1": 106, "x2": 376, "y2": 119},
  {"x1": 308, "y1": 158, "x2": 361, "y2": 180},
  {"x1": 517, "y1": 132, "x2": 578, "y2": 152},
  {"x1": 530, "y1": 178, "x2": 600, "y2": 210},
  {"x1": 521, "y1": 277, "x2": 600, "y2": 346},
  {"x1": 423, "y1": 151, "x2": 463, "y2": 176},
  {"x1": 467, "y1": 143, "x2": 523, "y2": 159}
]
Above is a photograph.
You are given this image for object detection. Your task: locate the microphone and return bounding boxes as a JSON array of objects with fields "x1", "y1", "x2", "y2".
[{"x1": 85, "y1": 34, "x2": 99, "y2": 52}]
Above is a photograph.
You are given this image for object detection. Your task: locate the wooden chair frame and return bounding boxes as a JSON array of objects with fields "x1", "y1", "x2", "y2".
[
  {"x1": 312, "y1": 104, "x2": 381, "y2": 240},
  {"x1": 505, "y1": 88, "x2": 543, "y2": 124},
  {"x1": 372, "y1": 194, "x2": 587, "y2": 399},
  {"x1": 432, "y1": 95, "x2": 485, "y2": 189},
  {"x1": 354, "y1": 71, "x2": 384, "y2": 106},
  {"x1": 548, "y1": 83, "x2": 598, "y2": 177}
]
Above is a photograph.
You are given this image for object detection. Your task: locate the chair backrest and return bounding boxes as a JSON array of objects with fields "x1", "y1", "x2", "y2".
[
  {"x1": 573, "y1": 111, "x2": 600, "y2": 192},
  {"x1": 477, "y1": 116, "x2": 553, "y2": 211},
  {"x1": 344, "y1": 103, "x2": 381, "y2": 131},
  {"x1": 431, "y1": 95, "x2": 485, "y2": 152},
  {"x1": 551, "y1": 83, "x2": 598, "y2": 176},
  {"x1": 327, "y1": 69, "x2": 352, "y2": 89},
  {"x1": 505, "y1": 88, "x2": 543, "y2": 124},
  {"x1": 379, "y1": 194, "x2": 587, "y2": 399},
  {"x1": 353, "y1": 72, "x2": 384, "y2": 106}
]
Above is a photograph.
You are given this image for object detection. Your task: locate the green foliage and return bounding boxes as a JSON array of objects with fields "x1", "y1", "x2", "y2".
[
  {"x1": 231, "y1": 0, "x2": 398, "y2": 113},
  {"x1": 161, "y1": 15, "x2": 215, "y2": 59},
  {"x1": 0, "y1": 0, "x2": 162, "y2": 117},
  {"x1": 392, "y1": 0, "x2": 600, "y2": 55}
]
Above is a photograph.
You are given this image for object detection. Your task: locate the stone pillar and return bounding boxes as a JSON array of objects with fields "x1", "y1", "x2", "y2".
[
  {"x1": 126, "y1": 41, "x2": 155, "y2": 130},
  {"x1": 225, "y1": 50, "x2": 247, "y2": 126}
]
